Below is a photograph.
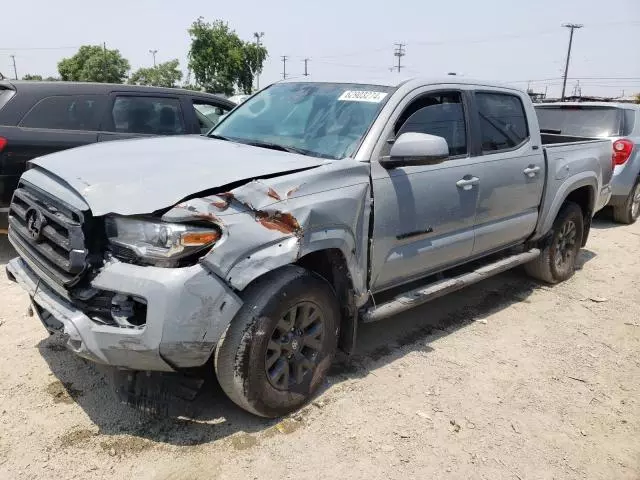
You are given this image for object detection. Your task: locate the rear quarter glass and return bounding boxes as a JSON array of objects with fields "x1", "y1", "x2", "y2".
[
  {"x1": 622, "y1": 109, "x2": 636, "y2": 136},
  {"x1": 0, "y1": 87, "x2": 16, "y2": 111}
]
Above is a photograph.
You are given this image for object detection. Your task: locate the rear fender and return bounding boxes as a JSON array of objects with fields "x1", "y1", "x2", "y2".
[{"x1": 534, "y1": 172, "x2": 597, "y2": 239}]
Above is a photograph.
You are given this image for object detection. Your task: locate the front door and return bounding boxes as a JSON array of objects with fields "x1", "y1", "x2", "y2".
[{"x1": 369, "y1": 90, "x2": 480, "y2": 292}]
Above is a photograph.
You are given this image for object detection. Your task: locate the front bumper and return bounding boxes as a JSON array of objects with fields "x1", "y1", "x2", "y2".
[{"x1": 6, "y1": 257, "x2": 242, "y2": 371}]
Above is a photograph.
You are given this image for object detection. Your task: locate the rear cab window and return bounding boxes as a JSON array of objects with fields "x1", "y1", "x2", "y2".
[
  {"x1": 535, "y1": 105, "x2": 623, "y2": 138},
  {"x1": 19, "y1": 95, "x2": 105, "y2": 131},
  {"x1": 475, "y1": 92, "x2": 529, "y2": 153},
  {"x1": 110, "y1": 96, "x2": 185, "y2": 135}
]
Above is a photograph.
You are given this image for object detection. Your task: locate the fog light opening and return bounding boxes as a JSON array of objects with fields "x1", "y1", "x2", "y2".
[{"x1": 110, "y1": 294, "x2": 147, "y2": 328}]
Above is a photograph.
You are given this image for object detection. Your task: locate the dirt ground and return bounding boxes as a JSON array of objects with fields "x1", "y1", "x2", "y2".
[{"x1": 0, "y1": 214, "x2": 638, "y2": 480}]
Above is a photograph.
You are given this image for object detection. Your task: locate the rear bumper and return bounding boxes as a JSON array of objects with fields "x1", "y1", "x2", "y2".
[{"x1": 6, "y1": 256, "x2": 243, "y2": 371}]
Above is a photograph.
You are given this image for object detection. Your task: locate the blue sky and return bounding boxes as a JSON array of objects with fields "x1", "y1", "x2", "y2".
[{"x1": 2, "y1": 0, "x2": 639, "y2": 98}]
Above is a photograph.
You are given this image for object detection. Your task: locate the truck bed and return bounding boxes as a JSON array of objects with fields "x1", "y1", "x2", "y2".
[{"x1": 532, "y1": 137, "x2": 613, "y2": 241}]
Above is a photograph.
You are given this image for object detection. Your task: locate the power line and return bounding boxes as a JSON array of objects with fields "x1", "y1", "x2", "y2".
[
  {"x1": 561, "y1": 23, "x2": 583, "y2": 101},
  {"x1": 0, "y1": 46, "x2": 82, "y2": 51},
  {"x1": 281, "y1": 55, "x2": 288, "y2": 79},
  {"x1": 393, "y1": 43, "x2": 406, "y2": 73}
]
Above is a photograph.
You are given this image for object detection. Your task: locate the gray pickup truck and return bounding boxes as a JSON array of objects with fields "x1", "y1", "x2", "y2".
[{"x1": 6, "y1": 77, "x2": 613, "y2": 417}]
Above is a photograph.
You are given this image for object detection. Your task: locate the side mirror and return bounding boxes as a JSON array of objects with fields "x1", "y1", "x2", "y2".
[{"x1": 380, "y1": 132, "x2": 449, "y2": 169}]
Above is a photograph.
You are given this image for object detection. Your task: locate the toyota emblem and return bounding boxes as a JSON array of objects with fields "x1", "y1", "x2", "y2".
[{"x1": 25, "y1": 208, "x2": 46, "y2": 242}]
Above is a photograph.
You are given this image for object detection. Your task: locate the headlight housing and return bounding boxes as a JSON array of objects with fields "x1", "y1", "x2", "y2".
[{"x1": 105, "y1": 216, "x2": 221, "y2": 267}]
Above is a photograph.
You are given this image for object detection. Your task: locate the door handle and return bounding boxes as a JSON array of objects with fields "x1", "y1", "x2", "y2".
[
  {"x1": 456, "y1": 176, "x2": 479, "y2": 190},
  {"x1": 523, "y1": 165, "x2": 541, "y2": 178}
]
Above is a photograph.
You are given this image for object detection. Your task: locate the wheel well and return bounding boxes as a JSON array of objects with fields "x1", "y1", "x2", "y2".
[
  {"x1": 296, "y1": 249, "x2": 358, "y2": 354},
  {"x1": 564, "y1": 186, "x2": 594, "y2": 247}
]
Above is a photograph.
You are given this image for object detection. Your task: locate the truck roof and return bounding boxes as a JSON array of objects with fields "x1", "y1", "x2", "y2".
[{"x1": 277, "y1": 74, "x2": 525, "y2": 93}]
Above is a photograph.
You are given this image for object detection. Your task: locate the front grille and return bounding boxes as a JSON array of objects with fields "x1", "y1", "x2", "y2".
[{"x1": 8, "y1": 181, "x2": 88, "y2": 287}]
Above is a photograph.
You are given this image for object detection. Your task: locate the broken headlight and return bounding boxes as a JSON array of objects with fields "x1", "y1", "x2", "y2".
[{"x1": 105, "y1": 216, "x2": 220, "y2": 267}]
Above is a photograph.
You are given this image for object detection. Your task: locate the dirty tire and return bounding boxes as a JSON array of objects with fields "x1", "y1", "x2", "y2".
[
  {"x1": 525, "y1": 201, "x2": 584, "y2": 284},
  {"x1": 612, "y1": 179, "x2": 640, "y2": 225},
  {"x1": 214, "y1": 265, "x2": 339, "y2": 418}
]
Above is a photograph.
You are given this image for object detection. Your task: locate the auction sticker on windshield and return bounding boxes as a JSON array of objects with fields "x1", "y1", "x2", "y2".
[{"x1": 338, "y1": 91, "x2": 388, "y2": 103}]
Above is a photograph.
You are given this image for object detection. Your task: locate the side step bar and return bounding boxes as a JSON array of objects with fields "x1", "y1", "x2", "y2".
[{"x1": 362, "y1": 248, "x2": 540, "y2": 323}]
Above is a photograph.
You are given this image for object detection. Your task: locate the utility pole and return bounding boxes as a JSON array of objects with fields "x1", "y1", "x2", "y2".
[
  {"x1": 103, "y1": 42, "x2": 108, "y2": 82},
  {"x1": 149, "y1": 49, "x2": 158, "y2": 67},
  {"x1": 254, "y1": 32, "x2": 264, "y2": 90},
  {"x1": 9, "y1": 55, "x2": 17, "y2": 80},
  {"x1": 560, "y1": 23, "x2": 583, "y2": 101},
  {"x1": 281, "y1": 55, "x2": 288, "y2": 79},
  {"x1": 393, "y1": 43, "x2": 406, "y2": 73},
  {"x1": 303, "y1": 58, "x2": 309, "y2": 76}
]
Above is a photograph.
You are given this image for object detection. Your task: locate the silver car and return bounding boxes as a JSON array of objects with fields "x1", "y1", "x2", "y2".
[{"x1": 536, "y1": 103, "x2": 640, "y2": 223}]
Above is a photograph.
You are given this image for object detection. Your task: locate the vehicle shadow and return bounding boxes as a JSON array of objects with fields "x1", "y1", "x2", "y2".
[
  {"x1": 590, "y1": 210, "x2": 620, "y2": 230},
  {"x1": 0, "y1": 235, "x2": 16, "y2": 265},
  {"x1": 38, "y1": 268, "x2": 544, "y2": 447},
  {"x1": 576, "y1": 249, "x2": 597, "y2": 270}
]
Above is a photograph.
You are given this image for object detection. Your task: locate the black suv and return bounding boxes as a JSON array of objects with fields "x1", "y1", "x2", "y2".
[{"x1": 0, "y1": 81, "x2": 235, "y2": 231}]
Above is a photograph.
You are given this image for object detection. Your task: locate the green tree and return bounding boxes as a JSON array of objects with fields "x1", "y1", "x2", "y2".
[
  {"x1": 22, "y1": 74, "x2": 43, "y2": 81},
  {"x1": 129, "y1": 59, "x2": 183, "y2": 88},
  {"x1": 188, "y1": 18, "x2": 267, "y2": 95},
  {"x1": 58, "y1": 45, "x2": 130, "y2": 83}
]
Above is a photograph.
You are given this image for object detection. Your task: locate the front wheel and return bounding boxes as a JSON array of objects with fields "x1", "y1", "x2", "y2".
[
  {"x1": 214, "y1": 266, "x2": 339, "y2": 418},
  {"x1": 525, "y1": 201, "x2": 584, "y2": 284}
]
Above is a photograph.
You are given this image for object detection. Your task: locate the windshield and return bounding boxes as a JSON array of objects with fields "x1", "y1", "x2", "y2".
[
  {"x1": 210, "y1": 82, "x2": 395, "y2": 159},
  {"x1": 535, "y1": 106, "x2": 623, "y2": 138}
]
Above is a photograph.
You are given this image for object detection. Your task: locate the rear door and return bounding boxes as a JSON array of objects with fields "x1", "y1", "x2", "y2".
[
  {"x1": 98, "y1": 93, "x2": 187, "y2": 142},
  {"x1": 470, "y1": 91, "x2": 544, "y2": 255}
]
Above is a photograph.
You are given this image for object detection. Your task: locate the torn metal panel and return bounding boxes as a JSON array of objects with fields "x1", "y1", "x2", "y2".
[
  {"x1": 29, "y1": 135, "x2": 328, "y2": 216},
  {"x1": 160, "y1": 159, "x2": 373, "y2": 297}
]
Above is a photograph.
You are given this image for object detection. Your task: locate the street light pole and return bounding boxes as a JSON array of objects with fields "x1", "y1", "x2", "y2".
[
  {"x1": 253, "y1": 32, "x2": 264, "y2": 91},
  {"x1": 149, "y1": 49, "x2": 158, "y2": 67}
]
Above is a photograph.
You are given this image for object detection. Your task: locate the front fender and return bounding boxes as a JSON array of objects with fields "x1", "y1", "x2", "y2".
[{"x1": 224, "y1": 226, "x2": 366, "y2": 294}]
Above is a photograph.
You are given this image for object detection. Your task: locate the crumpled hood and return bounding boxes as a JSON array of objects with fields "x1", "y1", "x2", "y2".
[{"x1": 30, "y1": 135, "x2": 328, "y2": 216}]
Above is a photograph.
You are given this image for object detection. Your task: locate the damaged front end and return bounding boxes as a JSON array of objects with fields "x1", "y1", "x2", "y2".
[{"x1": 7, "y1": 156, "x2": 372, "y2": 376}]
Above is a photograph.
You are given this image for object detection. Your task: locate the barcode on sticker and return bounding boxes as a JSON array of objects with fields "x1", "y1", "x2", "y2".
[{"x1": 338, "y1": 91, "x2": 388, "y2": 103}]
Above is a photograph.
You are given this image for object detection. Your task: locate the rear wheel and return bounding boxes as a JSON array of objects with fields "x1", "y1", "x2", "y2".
[
  {"x1": 525, "y1": 201, "x2": 584, "y2": 284},
  {"x1": 214, "y1": 266, "x2": 339, "y2": 418},
  {"x1": 612, "y1": 179, "x2": 640, "y2": 225}
]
